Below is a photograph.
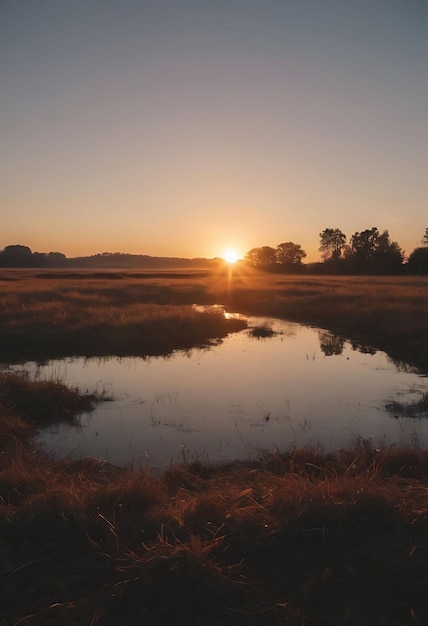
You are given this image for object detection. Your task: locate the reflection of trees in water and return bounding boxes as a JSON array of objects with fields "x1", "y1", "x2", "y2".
[
  {"x1": 351, "y1": 343, "x2": 377, "y2": 355},
  {"x1": 319, "y1": 331, "x2": 379, "y2": 358},
  {"x1": 318, "y1": 331, "x2": 344, "y2": 356},
  {"x1": 389, "y1": 359, "x2": 417, "y2": 374}
]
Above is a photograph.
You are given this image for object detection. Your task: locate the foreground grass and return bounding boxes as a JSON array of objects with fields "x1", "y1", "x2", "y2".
[
  {"x1": 1, "y1": 267, "x2": 428, "y2": 370},
  {"x1": 1, "y1": 375, "x2": 428, "y2": 625}
]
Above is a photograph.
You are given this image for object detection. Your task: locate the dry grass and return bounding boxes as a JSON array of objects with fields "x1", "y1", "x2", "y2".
[
  {"x1": 220, "y1": 270, "x2": 428, "y2": 371},
  {"x1": 1, "y1": 267, "x2": 427, "y2": 370},
  {"x1": 0, "y1": 371, "x2": 105, "y2": 428},
  {"x1": 2, "y1": 394, "x2": 428, "y2": 626},
  {"x1": 0, "y1": 269, "x2": 246, "y2": 362}
]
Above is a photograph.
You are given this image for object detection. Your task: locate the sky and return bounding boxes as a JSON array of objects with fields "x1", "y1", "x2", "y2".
[{"x1": 1, "y1": 0, "x2": 427, "y2": 261}]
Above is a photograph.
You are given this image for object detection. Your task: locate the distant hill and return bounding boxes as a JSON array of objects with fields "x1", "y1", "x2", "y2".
[
  {"x1": 0, "y1": 245, "x2": 218, "y2": 269},
  {"x1": 67, "y1": 252, "x2": 217, "y2": 269}
]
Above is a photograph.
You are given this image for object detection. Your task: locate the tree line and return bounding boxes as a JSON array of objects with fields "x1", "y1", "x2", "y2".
[
  {"x1": 245, "y1": 227, "x2": 428, "y2": 274},
  {"x1": 1, "y1": 228, "x2": 428, "y2": 273},
  {"x1": 0, "y1": 245, "x2": 67, "y2": 268}
]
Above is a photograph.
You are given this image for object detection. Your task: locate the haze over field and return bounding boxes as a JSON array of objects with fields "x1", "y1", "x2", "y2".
[{"x1": 1, "y1": 0, "x2": 427, "y2": 261}]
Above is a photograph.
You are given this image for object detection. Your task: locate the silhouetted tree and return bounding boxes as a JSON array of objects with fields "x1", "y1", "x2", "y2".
[
  {"x1": 345, "y1": 228, "x2": 403, "y2": 273},
  {"x1": 275, "y1": 241, "x2": 306, "y2": 269},
  {"x1": 0, "y1": 245, "x2": 32, "y2": 267},
  {"x1": 422, "y1": 227, "x2": 428, "y2": 247},
  {"x1": 319, "y1": 228, "x2": 346, "y2": 262},
  {"x1": 406, "y1": 247, "x2": 428, "y2": 275},
  {"x1": 31, "y1": 252, "x2": 47, "y2": 267},
  {"x1": 245, "y1": 246, "x2": 277, "y2": 269},
  {"x1": 372, "y1": 231, "x2": 404, "y2": 273},
  {"x1": 346, "y1": 228, "x2": 379, "y2": 268},
  {"x1": 46, "y1": 252, "x2": 66, "y2": 267}
]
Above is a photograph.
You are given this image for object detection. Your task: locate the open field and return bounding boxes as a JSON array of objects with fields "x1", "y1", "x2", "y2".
[
  {"x1": 1, "y1": 267, "x2": 428, "y2": 624},
  {"x1": 1, "y1": 266, "x2": 428, "y2": 370}
]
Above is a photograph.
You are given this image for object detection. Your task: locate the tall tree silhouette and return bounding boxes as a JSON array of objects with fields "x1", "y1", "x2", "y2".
[
  {"x1": 319, "y1": 228, "x2": 346, "y2": 262},
  {"x1": 346, "y1": 228, "x2": 403, "y2": 273}
]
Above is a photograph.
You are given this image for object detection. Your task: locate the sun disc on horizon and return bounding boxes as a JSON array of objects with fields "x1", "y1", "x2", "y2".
[{"x1": 223, "y1": 249, "x2": 240, "y2": 264}]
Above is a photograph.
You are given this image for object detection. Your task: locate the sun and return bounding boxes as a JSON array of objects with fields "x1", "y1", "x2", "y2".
[{"x1": 222, "y1": 249, "x2": 240, "y2": 264}]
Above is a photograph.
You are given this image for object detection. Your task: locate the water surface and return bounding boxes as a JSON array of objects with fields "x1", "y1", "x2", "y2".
[{"x1": 24, "y1": 317, "x2": 428, "y2": 471}]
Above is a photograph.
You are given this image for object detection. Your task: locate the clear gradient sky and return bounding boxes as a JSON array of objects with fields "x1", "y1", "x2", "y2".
[{"x1": 1, "y1": 0, "x2": 427, "y2": 261}]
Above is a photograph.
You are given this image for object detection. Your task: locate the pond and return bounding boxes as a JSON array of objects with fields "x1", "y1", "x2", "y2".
[{"x1": 19, "y1": 316, "x2": 428, "y2": 472}]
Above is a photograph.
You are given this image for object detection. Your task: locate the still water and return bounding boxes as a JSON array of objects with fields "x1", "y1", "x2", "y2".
[{"x1": 26, "y1": 317, "x2": 428, "y2": 472}]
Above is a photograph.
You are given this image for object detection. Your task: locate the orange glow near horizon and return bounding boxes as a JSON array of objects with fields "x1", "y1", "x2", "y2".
[{"x1": 222, "y1": 249, "x2": 241, "y2": 264}]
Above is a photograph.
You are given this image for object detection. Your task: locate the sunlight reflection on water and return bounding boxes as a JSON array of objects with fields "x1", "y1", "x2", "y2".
[{"x1": 18, "y1": 317, "x2": 428, "y2": 472}]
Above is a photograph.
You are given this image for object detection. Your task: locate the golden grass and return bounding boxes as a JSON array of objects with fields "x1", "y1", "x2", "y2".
[
  {"x1": 1, "y1": 266, "x2": 428, "y2": 369},
  {"x1": 0, "y1": 270, "x2": 247, "y2": 362}
]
